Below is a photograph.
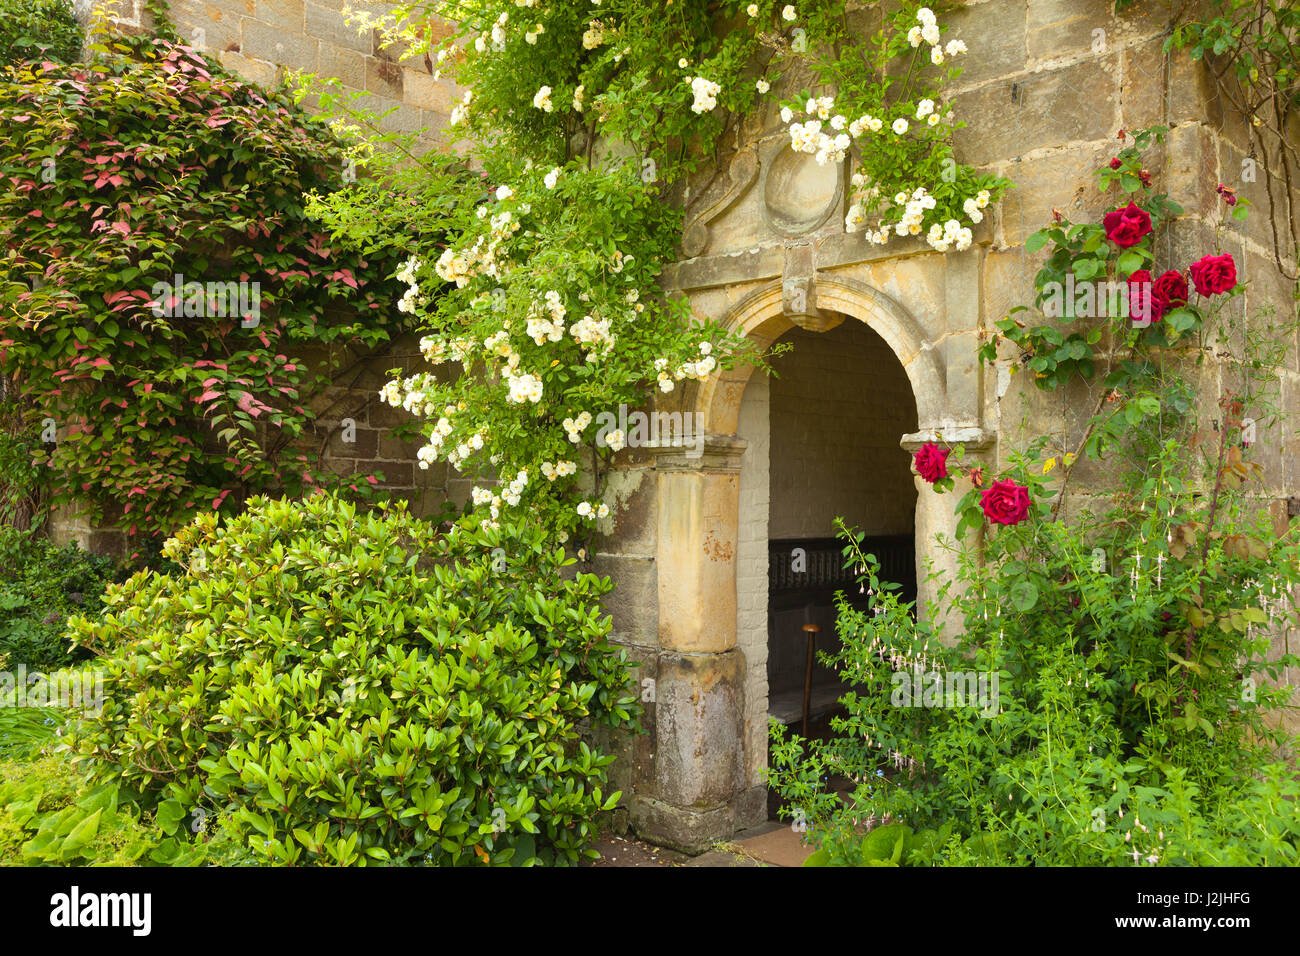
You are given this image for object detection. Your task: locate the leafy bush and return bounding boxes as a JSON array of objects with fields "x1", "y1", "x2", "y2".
[
  {"x1": 69, "y1": 493, "x2": 640, "y2": 865},
  {"x1": 0, "y1": 0, "x2": 82, "y2": 67},
  {"x1": 0, "y1": 526, "x2": 120, "y2": 670}
]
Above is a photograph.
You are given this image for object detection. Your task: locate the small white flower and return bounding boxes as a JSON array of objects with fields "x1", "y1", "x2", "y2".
[
  {"x1": 907, "y1": 26, "x2": 923, "y2": 47},
  {"x1": 679, "y1": 57, "x2": 689, "y2": 68},
  {"x1": 532, "y1": 85, "x2": 553, "y2": 111},
  {"x1": 756, "y1": 78, "x2": 770, "y2": 94},
  {"x1": 921, "y1": 22, "x2": 940, "y2": 46},
  {"x1": 930, "y1": 46, "x2": 945, "y2": 65},
  {"x1": 892, "y1": 117, "x2": 909, "y2": 135},
  {"x1": 782, "y1": 4, "x2": 796, "y2": 22},
  {"x1": 946, "y1": 38, "x2": 967, "y2": 56},
  {"x1": 747, "y1": 3, "x2": 759, "y2": 16},
  {"x1": 544, "y1": 167, "x2": 560, "y2": 189},
  {"x1": 495, "y1": 185, "x2": 513, "y2": 201},
  {"x1": 915, "y1": 98, "x2": 934, "y2": 119},
  {"x1": 780, "y1": 105, "x2": 794, "y2": 123}
]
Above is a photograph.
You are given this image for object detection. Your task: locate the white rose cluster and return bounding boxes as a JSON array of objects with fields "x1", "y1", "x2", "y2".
[
  {"x1": 569, "y1": 312, "x2": 615, "y2": 357},
  {"x1": 576, "y1": 500, "x2": 610, "y2": 521},
  {"x1": 505, "y1": 370, "x2": 544, "y2": 404},
  {"x1": 395, "y1": 256, "x2": 428, "y2": 315},
  {"x1": 905, "y1": 7, "x2": 965, "y2": 67},
  {"x1": 690, "y1": 76, "x2": 721, "y2": 114},
  {"x1": 563, "y1": 410, "x2": 594, "y2": 444},
  {"x1": 786, "y1": 95, "x2": 852, "y2": 166},
  {"x1": 533, "y1": 85, "x2": 553, "y2": 112},
  {"x1": 784, "y1": 94, "x2": 898, "y2": 166},
  {"x1": 540, "y1": 460, "x2": 578, "y2": 481}
]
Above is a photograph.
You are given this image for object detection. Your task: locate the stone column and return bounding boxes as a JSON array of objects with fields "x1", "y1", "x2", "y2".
[
  {"x1": 629, "y1": 436, "x2": 749, "y2": 852},
  {"x1": 901, "y1": 426, "x2": 994, "y2": 639}
]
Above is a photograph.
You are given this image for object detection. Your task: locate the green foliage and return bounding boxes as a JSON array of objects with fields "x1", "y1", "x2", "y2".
[
  {"x1": 0, "y1": 705, "x2": 248, "y2": 866},
  {"x1": 0, "y1": 526, "x2": 120, "y2": 670},
  {"x1": 0, "y1": 36, "x2": 409, "y2": 542},
  {"x1": 0, "y1": 0, "x2": 82, "y2": 67},
  {"x1": 0, "y1": 392, "x2": 44, "y2": 528},
  {"x1": 1164, "y1": 1, "x2": 1298, "y2": 276},
  {"x1": 987, "y1": 128, "x2": 1199, "y2": 391},
  {"x1": 770, "y1": 163, "x2": 1300, "y2": 867},
  {"x1": 68, "y1": 492, "x2": 640, "y2": 866}
]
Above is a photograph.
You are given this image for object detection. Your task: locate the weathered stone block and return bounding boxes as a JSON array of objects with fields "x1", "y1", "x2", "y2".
[
  {"x1": 242, "y1": 18, "x2": 318, "y2": 72},
  {"x1": 305, "y1": 0, "x2": 371, "y2": 54},
  {"x1": 953, "y1": 55, "x2": 1119, "y2": 167}
]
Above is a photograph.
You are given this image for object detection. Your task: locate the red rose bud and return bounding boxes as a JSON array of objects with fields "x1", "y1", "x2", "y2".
[
  {"x1": 913, "y1": 443, "x2": 951, "y2": 484},
  {"x1": 969, "y1": 466, "x2": 985, "y2": 488},
  {"x1": 1138, "y1": 168, "x2": 1151, "y2": 186},
  {"x1": 980, "y1": 479, "x2": 1032, "y2": 526},
  {"x1": 1103, "y1": 202, "x2": 1153, "y2": 248},
  {"x1": 1189, "y1": 253, "x2": 1237, "y2": 296},
  {"x1": 1109, "y1": 157, "x2": 1122, "y2": 169}
]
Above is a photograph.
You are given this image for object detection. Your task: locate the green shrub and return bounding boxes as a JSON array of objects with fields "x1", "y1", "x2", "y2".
[
  {"x1": 69, "y1": 493, "x2": 640, "y2": 866},
  {"x1": 0, "y1": 526, "x2": 120, "y2": 671},
  {"x1": 0, "y1": 0, "x2": 81, "y2": 67}
]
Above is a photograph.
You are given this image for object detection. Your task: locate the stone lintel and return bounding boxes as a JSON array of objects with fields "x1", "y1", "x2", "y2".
[
  {"x1": 901, "y1": 425, "x2": 996, "y2": 453},
  {"x1": 651, "y1": 433, "x2": 747, "y2": 473}
]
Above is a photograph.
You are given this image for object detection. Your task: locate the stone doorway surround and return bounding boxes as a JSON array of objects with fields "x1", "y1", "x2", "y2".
[{"x1": 619, "y1": 264, "x2": 997, "y2": 850}]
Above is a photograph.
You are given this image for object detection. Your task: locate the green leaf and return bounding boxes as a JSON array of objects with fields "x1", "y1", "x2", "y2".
[{"x1": 1010, "y1": 581, "x2": 1039, "y2": 612}]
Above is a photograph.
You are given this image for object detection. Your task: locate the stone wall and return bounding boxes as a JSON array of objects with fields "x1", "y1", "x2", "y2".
[{"x1": 768, "y1": 321, "x2": 917, "y2": 539}]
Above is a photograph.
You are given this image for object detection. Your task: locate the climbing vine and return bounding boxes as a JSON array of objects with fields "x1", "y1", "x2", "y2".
[
  {"x1": 0, "y1": 32, "x2": 410, "y2": 543},
  {"x1": 309, "y1": 1, "x2": 1007, "y2": 542}
]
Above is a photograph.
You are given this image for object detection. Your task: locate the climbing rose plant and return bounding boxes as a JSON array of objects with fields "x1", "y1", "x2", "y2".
[
  {"x1": 310, "y1": 0, "x2": 1006, "y2": 544},
  {"x1": 769, "y1": 145, "x2": 1300, "y2": 867},
  {"x1": 0, "y1": 35, "x2": 408, "y2": 543}
]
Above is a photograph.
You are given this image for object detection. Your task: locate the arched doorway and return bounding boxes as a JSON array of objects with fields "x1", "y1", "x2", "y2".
[
  {"x1": 735, "y1": 315, "x2": 919, "y2": 819},
  {"x1": 641, "y1": 276, "x2": 972, "y2": 846}
]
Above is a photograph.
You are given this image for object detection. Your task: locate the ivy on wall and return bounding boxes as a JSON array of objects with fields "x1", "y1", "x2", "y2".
[{"x1": 0, "y1": 33, "x2": 413, "y2": 544}]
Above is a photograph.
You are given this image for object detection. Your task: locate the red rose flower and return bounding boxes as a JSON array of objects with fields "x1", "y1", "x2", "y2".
[
  {"x1": 1103, "y1": 202, "x2": 1153, "y2": 248},
  {"x1": 1151, "y1": 270, "x2": 1188, "y2": 312},
  {"x1": 913, "y1": 443, "x2": 950, "y2": 484},
  {"x1": 1127, "y1": 269, "x2": 1161, "y2": 323},
  {"x1": 1189, "y1": 254, "x2": 1237, "y2": 296},
  {"x1": 980, "y1": 479, "x2": 1032, "y2": 526},
  {"x1": 1108, "y1": 157, "x2": 1122, "y2": 169}
]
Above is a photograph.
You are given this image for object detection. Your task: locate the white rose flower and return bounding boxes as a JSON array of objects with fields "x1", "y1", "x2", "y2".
[
  {"x1": 757, "y1": 78, "x2": 770, "y2": 94},
  {"x1": 544, "y1": 167, "x2": 560, "y2": 189},
  {"x1": 930, "y1": 46, "x2": 945, "y2": 65},
  {"x1": 782, "y1": 4, "x2": 796, "y2": 21},
  {"x1": 892, "y1": 117, "x2": 909, "y2": 135}
]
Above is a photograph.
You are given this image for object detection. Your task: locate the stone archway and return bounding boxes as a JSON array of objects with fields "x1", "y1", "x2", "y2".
[{"x1": 636, "y1": 275, "x2": 983, "y2": 849}]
